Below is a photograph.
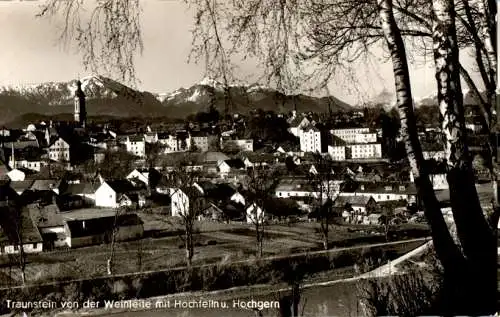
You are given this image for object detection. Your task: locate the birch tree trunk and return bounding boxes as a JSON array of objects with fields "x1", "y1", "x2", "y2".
[
  {"x1": 379, "y1": 0, "x2": 496, "y2": 314},
  {"x1": 432, "y1": 0, "x2": 497, "y2": 314},
  {"x1": 378, "y1": 0, "x2": 460, "y2": 269}
]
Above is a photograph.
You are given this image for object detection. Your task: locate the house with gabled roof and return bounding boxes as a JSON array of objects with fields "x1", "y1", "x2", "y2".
[
  {"x1": 95, "y1": 179, "x2": 143, "y2": 208},
  {"x1": 124, "y1": 135, "x2": 146, "y2": 157},
  {"x1": 168, "y1": 186, "x2": 206, "y2": 217},
  {"x1": 59, "y1": 181, "x2": 100, "y2": 209},
  {"x1": 64, "y1": 213, "x2": 144, "y2": 248},
  {"x1": 340, "y1": 181, "x2": 417, "y2": 203},
  {"x1": 288, "y1": 115, "x2": 310, "y2": 137},
  {"x1": 217, "y1": 159, "x2": 246, "y2": 177},
  {"x1": 126, "y1": 168, "x2": 150, "y2": 187},
  {"x1": 28, "y1": 203, "x2": 66, "y2": 249},
  {"x1": 242, "y1": 153, "x2": 278, "y2": 169},
  {"x1": 0, "y1": 206, "x2": 43, "y2": 254}
]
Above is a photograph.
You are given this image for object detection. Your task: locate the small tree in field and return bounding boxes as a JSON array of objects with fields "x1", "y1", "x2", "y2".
[
  {"x1": 165, "y1": 154, "x2": 204, "y2": 267},
  {"x1": 244, "y1": 167, "x2": 280, "y2": 258},
  {"x1": 107, "y1": 205, "x2": 133, "y2": 275},
  {"x1": 8, "y1": 206, "x2": 27, "y2": 286},
  {"x1": 309, "y1": 154, "x2": 346, "y2": 250}
]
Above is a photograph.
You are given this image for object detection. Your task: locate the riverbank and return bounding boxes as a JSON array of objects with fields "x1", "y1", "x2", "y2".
[{"x1": 0, "y1": 238, "x2": 428, "y2": 317}]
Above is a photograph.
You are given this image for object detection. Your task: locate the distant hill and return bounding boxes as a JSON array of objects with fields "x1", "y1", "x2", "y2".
[
  {"x1": 1, "y1": 75, "x2": 352, "y2": 126},
  {"x1": 157, "y1": 77, "x2": 352, "y2": 117}
]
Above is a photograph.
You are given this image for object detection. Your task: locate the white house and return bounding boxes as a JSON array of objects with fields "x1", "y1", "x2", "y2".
[
  {"x1": 328, "y1": 145, "x2": 346, "y2": 161},
  {"x1": 126, "y1": 169, "x2": 150, "y2": 186},
  {"x1": 246, "y1": 203, "x2": 265, "y2": 224},
  {"x1": 125, "y1": 135, "x2": 146, "y2": 157},
  {"x1": 230, "y1": 191, "x2": 246, "y2": 206},
  {"x1": 7, "y1": 169, "x2": 25, "y2": 182},
  {"x1": 95, "y1": 180, "x2": 138, "y2": 208},
  {"x1": 340, "y1": 182, "x2": 417, "y2": 203},
  {"x1": 9, "y1": 159, "x2": 41, "y2": 172},
  {"x1": 158, "y1": 133, "x2": 179, "y2": 153},
  {"x1": 217, "y1": 160, "x2": 231, "y2": 175},
  {"x1": 275, "y1": 178, "x2": 321, "y2": 199},
  {"x1": 169, "y1": 187, "x2": 206, "y2": 218},
  {"x1": 0, "y1": 208, "x2": 44, "y2": 255},
  {"x1": 48, "y1": 137, "x2": 71, "y2": 162},
  {"x1": 335, "y1": 196, "x2": 377, "y2": 224},
  {"x1": 191, "y1": 132, "x2": 216, "y2": 152},
  {"x1": 347, "y1": 143, "x2": 382, "y2": 159},
  {"x1": 299, "y1": 126, "x2": 323, "y2": 153},
  {"x1": 288, "y1": 116, "x2": 311, "y2": 137}
]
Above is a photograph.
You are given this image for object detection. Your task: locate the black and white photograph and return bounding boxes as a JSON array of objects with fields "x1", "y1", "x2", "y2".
[{"x1": 0, "y1": 0, "x2": 498, "y2": 316}]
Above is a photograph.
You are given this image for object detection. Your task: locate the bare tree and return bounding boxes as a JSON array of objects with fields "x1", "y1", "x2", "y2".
[
  {"x1": 244, "y1": 167, "x2": 279, "y2": 258},
  {"x1": 166, "y1": 154, "x2": 204, "y2": 267},
  {"x1": 309, "y1": 154, "x2": 345, "y2": 250},
  {"x1": 145, "y1": 142, "x2": 165, "y2": 169},
  {"x1": 107, "y1": 205, "x2": 132, "y2": 275},
  {"x1": 9, "y1": 206, "x2": 27, "y2": 286}
]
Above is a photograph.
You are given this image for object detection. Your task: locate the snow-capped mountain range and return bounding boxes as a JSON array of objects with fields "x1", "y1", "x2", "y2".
[
  {"x1": 369, "y1": 88, "x2": 477, "y2": 108},
  {"x1": 0, "y1": 75, "x2": 352, "y2": 125}
]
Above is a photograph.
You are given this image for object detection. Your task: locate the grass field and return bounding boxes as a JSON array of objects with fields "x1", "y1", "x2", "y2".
[{"x1": 0, "y1": 212, "x2": 430, "y2": 287}]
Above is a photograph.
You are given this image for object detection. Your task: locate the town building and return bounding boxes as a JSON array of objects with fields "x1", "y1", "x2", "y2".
[
  {"x1": 331, "y1": 128, "x2": 372, "y2": 143},
  {"x1": 346, "y1": 143, "x2": 382, "y2": 160},
  {"x1": 299, "y1": 125, "x2": 329, "y2": 153},
  {"x1": 64, "y1": 214, "x2": 144, "y2": 248},
  {"x1": 221, "y1": 138, "x2": 254, "y2": 152},
  {"x1": 124, "y1": 135, "x2": 146, "y2": 157},
  {"x1": 95, "y1": 180, "x2": 142, "y2": 208},
  {"x1": 48, "y1": 137, "x2": 71, "y2": 162}
]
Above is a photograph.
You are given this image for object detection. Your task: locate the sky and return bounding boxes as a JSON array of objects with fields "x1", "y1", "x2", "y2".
[{"x1": 0, "y1": 1, "x2": 482, "y2": 106}]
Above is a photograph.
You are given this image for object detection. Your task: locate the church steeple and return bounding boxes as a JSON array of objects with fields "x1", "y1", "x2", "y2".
[{"x1": 74, "y1": 79, "x2": 87, "y2": 127}]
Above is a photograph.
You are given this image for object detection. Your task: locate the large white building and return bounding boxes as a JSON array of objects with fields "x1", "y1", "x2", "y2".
[
  {"x1": 299, "y1": 126, "x2": 326, "y2": 153},
  {"x1": 328, "y1": 145, "x2": 346, "y2": 161},
  {"x1": 347, "y1": 143, "x2": 382, "y2": 159},
  {"x1": 124, "y1": 135, "x2": 146, "y2": 157},
  {"x1": 331, "y1": 128, "x2": 371, "y2": 143}
]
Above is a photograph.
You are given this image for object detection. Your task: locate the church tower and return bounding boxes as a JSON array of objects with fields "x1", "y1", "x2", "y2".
[{"x1": 74, "y1": 80, "x2": 87, "y2": 127}]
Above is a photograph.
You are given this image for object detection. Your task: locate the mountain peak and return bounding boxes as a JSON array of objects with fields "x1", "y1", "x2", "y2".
[{"x1": 198, "y1": 76, "x2": 223, "y2": 88}]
